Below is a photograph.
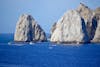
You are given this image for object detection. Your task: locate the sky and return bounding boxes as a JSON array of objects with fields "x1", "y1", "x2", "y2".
[{"x1": 0, "y1": 0, "x2": 100, "y2": 33}]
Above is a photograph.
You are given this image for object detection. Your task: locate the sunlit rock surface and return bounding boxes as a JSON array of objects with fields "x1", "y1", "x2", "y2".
[{"x1": 50, "y1": 10, "x2": 89, "y2": 44}]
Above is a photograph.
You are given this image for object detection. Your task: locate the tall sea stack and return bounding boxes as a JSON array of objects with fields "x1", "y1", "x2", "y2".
[{"x1": 14, "y1": 14, "x2": 47, "y2": 42}]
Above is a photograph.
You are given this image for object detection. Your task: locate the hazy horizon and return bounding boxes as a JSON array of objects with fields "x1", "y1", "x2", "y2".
[{"x1": 0, "y1": 0, "x2": 100, "y2": 33}]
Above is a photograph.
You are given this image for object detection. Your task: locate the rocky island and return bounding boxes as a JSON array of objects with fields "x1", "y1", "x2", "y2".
[
  {"x1": 50, "y1": 3, "x2": 100, "y2": 44},
  {"x1": 14, "y1": 14, "x2": 47, "y2": 43}
]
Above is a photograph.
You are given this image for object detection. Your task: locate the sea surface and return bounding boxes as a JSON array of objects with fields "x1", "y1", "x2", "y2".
[{"x1": 0, "y1": 33, "x2": 100, "y2": 67}]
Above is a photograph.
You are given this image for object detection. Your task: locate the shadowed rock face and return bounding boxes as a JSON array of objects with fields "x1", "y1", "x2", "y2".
[
  {"x1": 14, "y1": 14, "x2": 47, "y2": 42},
  {"x1": 76, "y1": 3, "x2": 97, "y2": 40},
  {"x1": 50, "y1": 10, "x2": 89, "y2": 44},
  {"x1": 50, "y1": 22, "x2": 56, "y2": 36}
]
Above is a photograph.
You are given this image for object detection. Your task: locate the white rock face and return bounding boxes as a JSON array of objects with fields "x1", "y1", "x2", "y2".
[
  {"x1": 50, "y1": 10, "x2": 89, "y2": 43},
  {"x1": 14, "y1": 14, "x2": 47, "y2": 42}
]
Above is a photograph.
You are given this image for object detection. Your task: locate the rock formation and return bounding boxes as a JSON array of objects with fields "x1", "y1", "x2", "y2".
[
  {"x1": 14, "y1": 14, "x2": 47, "y2": 42},
  {"x1": 50, "y1": 3, "x2": 100, "y2": 44},
  {"x1": 76, "y1": 3, "x2": 97, "y2": 40},
  {"x1": 92, "y1": 7, "x2": 100, "y2": 42},
  {"x1": 14, "y1": 3, "x2": 100, "y2": 44},
  {"x1": 50, "y1": 10, "x2": 89, "y2": 43}
]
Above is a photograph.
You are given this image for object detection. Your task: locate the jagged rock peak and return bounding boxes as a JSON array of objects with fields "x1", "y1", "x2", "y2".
[
  {"x1": 76, "y1": 3, "x2": 93, "y2": 24},
  {"x1": 77, "y1": 3, "x2": 92, "y2": 15},
  {"x1": 79, "y1": 3, "x2": 89, "y2": 8}
]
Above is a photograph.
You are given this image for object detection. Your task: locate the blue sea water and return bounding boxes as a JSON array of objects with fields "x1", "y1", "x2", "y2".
[{"x1": 0, "y1": 34, "x2": 100, "y2": 67}]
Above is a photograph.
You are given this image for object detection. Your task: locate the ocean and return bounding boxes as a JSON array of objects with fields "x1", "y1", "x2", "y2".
[{"x1": 0, "y1": 34, "x2": 100, "y2": 67}]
